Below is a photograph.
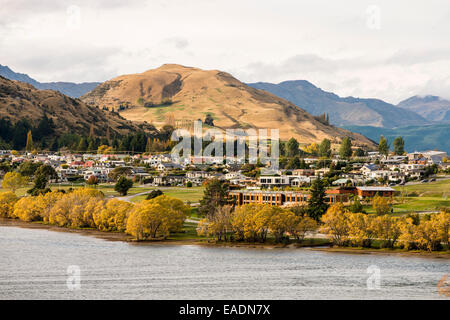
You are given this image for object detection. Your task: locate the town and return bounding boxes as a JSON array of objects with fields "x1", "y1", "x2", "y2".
[{"x1": 1, "y1": 146, "x2": 448, "y2": 206}]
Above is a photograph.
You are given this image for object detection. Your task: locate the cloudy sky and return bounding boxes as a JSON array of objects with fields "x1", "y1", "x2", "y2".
[{"x1": 1, "y1": 0, "x2": 449, "y2": 104}]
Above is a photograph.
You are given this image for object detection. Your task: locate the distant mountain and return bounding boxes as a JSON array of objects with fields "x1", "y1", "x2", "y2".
[
  {"x1": 0, "y1": 75, "x2": 156, "y2": 138},
  {"x1": 81, "y1": 64, "x2": 376, "y2": 148},
  {"x1": 344, "y1": 124, "x2": 450, "y2": 153},
  {"x1": 247, "y1": 80, "x2": 429, "y2": 128},
  {"x1": 397, "y1": 95, "x2": 450, "y2": 123},
  {"x1": 0, "y1": 64, "x2": 100, "y2": 98}
]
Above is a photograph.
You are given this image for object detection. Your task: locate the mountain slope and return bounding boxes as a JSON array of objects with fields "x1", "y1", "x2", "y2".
[
  {"x1": 0, "y1": 64, "x2": 100, "y2": 98},
  {"x1": 344, "y1": 124, "x2": 450, "y2": 153},
  {"x1": 397, "y1": 95, "x2": 450, "y2": 123},
  {"x1": 247, "y1": 80, "x2": 428, "y2": 128},
  {"x1": 0, "y1": 76, "x2": 156, "y2": 138},
  {"x1": 81, "y1": 64, "x2": 376, "y2": 148}
]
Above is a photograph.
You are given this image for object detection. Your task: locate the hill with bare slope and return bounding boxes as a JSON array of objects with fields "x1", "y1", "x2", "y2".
[
  {"x1": 81, "y1": 64, "x2": 376, "y2": 148},
  {"x1": 0, "y1": 76, "x2": 156, "y2": 138}
]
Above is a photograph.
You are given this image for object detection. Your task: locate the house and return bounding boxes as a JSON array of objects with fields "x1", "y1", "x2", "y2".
[
  {"x1": 355, "y1": 186, "x2": 396, "y2": 199},
  {"x1": 153, "y1": 175, "x2": 186, "y2": 186},
  {"x1": 157, "y1": 162, "x2": 182, "y2": 171},
  {"x1": 258, "y1": 175, "x2": 290, "y2": 188}
]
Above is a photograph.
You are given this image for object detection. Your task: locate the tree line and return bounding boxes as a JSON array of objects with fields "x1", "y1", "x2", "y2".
[
  {"x1": 321, "y1": 203, "x2": 449, "y2": 252},
  {"x1": 0, "y1": 188, "x2": 189, "y2": 240}
]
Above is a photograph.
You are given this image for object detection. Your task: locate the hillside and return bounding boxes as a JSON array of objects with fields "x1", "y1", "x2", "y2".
[
  {"x1": 0, "y1": 64, "x2": 100, "y2": 98},
  {"x1": 81, "y1": 64, "x2": 376, "y2": 148},
  {"x1": 344, "y1": 124, "x2": 450, "y2": 153},
  {"x1": 247, "y1": 80, "x2": 429, "y2": 128},
  {"x1": 0, "y1": 76, "x2": 156, "y2": 138},
  {"x1": 397, "y1": 95, "x2": 450, "y2": 123}
]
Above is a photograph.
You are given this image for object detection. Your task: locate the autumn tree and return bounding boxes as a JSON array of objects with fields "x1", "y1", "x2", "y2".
[
  {"x1": 372, "y1": 195, "x2": 390, "y2": 215},
  {"x1": 231, "y1": 204, "x2": 269, "y2": 242},
  {"x1": 373, "y1": 215, "x2": 402, "y2": 248},
  {"x1": 348, "y1": 213, "x2": 376, "y2": 247},
  {"x1": 289, "y1": 215, "x2": 317, "y2": 243},
  {"x1": 267, "y1": 206, "x2": 297, "y2": 243},
  {"x1": 1, "y1": 172, "x2": 28, "y2": 193},
  {"x1": 0, "y1": 191, "x2": 19, "y2": 217},
  {"x1": 320, "y1": 203, "x2": 350, "y2": 246},
  {"x1": 93, "y1": 199, "x2": 133, "y2": 232},
  {"x1": 86, "y1": 175, "x2": 99, "y2": 185},
  {"x1": 197, "y1": 205, "x2": 233, "y2": 241},
  {"x1": 25, "y1": 130, "x2": 33, "y2": 151}
]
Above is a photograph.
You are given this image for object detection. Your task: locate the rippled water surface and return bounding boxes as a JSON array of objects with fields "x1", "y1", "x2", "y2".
[{"x1": 0, "y1": 226, "x2": 448, "y2": 299}]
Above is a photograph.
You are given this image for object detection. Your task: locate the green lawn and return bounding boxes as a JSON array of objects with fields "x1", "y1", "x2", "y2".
[
  {"x1": 130, "y1": 186, "x2": 204, "y2": 203},
  {"x1": 394, "y1": 178, "x2": 450, "y2": 197}
]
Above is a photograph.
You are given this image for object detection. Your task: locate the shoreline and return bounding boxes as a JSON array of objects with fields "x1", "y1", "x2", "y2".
[{"x1": 1, "y1": 218, "x2": 449, "y2": 258}]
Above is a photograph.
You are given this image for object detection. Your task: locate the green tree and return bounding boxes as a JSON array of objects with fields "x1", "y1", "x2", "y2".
[
  {"x1": 339, "y1": 137, "x2": 352, "y2": 159},
  {"x1": 285, "y1": 156, "x2": 301, "y2": 169},
  {"x1": 35, "y1": 164, "x2": 58, "y2": 181},
  {"x1": 393, "y1": 136, "x2": 405, "y2": 155},
  {"x1": 307, "y1": 178, "x2": 329, "y2": 221},
  {"x1": 286, "y1": 138, "x2": 300, "y2": 157},
  {"x1": 78, "y1": 138, "x2": 88, "y2": 152},
  {"x1": 115, "y1": 176, "x2": 133, "y2": 196},
  {"x1": 27, "y1": 173, "x2": 50, "y2": 196},
  {"x1": 319, "y1": 138, "x2": 331, "y2": 158},
  {"x1": 199, "y1": 178, "x2": 230, "y2": 217},
  {"x1": 378, "y1": 136, "x2": 389, "y2": 156},
  {"x1": 18, "y1": 161, "x2": 41, "y2": 177}
]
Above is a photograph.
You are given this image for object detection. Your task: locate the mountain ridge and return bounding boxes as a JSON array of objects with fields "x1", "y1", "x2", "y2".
[
  {"x1": 247, "y1": 80, "x2": 429, "y2": 128},
  {"x1": 0, "y1": 75, "x2": 156, "y2": 139},
  {"x1": 0, "y1": 64, "x2": 100, "y2": 98},
  {"x1": 80, "y1": 64, "x2": 376, "y2": 148},
  {"x1": 397, "y1": 95, "x2": 450, "y2": 123}
]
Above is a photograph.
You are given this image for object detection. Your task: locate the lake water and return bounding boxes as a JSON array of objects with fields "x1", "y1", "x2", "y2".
[{"x1": 0, "y1": 226, "x2": 448, "y2": 300}]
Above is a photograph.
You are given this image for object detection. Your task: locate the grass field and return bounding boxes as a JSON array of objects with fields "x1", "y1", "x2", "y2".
[
  {"x1": 394, "y1": 178, "x2": 450, "y2": 197},
  {"x1": 388, "y1": 178, "x2": 450, "y2": 213},
  {"x1": 129, "y1": 187, "x2": 204, "y2": 203},
  {"x1": 0, "y1": 182, "x2": 205, "y2": 204}
]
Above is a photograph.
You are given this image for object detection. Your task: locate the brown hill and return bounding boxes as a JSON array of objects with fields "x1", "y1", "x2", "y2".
[
  {"x1": 81, "y1": 64, "x2": 376, "y2": 148},
  {"x1": 0, "y1": 76, "x2": 156, "y2": 137}
]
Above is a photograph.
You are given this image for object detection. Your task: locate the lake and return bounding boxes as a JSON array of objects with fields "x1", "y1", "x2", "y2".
[{"x1": 0, "y1": 226, "x2": 448, "y2": 299}]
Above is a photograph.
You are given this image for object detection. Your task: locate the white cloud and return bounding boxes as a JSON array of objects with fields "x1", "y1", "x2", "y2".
[{"x1": 0, "y1": 0, "x2": 449, "y2": 103}]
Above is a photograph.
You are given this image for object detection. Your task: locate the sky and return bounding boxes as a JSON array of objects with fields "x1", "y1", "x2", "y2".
[{"x1": 1, "y1": 0, "x2": 449, "y2": 104}]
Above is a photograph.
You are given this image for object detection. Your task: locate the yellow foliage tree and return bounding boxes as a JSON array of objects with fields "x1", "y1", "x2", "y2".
[
  {"x1": 320, "y1": 203, "x2": 351, "y2": 246},
  {"x1": 12, "y1": 197, "x2": 41, "y2": 221},
  {"x1": 290, "y1": 216, "x2": 317, "y2": 243},
  {"x1": 197, "y1": 205, "x2": 233, "y2": 241},
  {"x1": 348, "y1": 213, "x2": 377, "y2": 247},
  {"x1": 2, "y1": 172, "x2": 28, "y2": 193},
  {"x1": 303, "y1": 142, "x2": 319, "y2": 156},
  {"x1": 0, "y1": 191, "x2": 19, "y2": 217},
  {"x1": 93, "y1": 199, "x2": 133, "y2": 232},
  {"x1": 372, "y1": 195, "x2": 391, "y2": 215},
  {"x1": 266, "y1": 206, "x2": 297, "y2": 243},
  {"x1": 126, "y1": 201, "x2": 170, "y2": 240},
  {"x1": 373, "y1": 215, "x2": 402, "y2": 248}
]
